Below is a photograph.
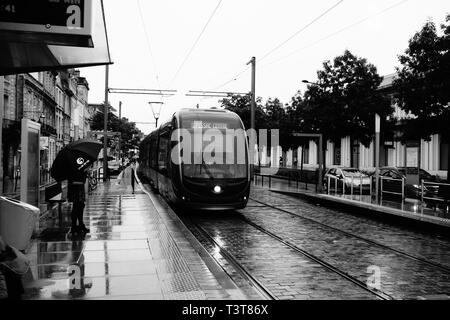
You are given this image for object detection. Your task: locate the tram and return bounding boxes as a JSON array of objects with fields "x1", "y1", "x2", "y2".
[{"x1": 138, "y1": 108, "x2": 250, "y2": 210}]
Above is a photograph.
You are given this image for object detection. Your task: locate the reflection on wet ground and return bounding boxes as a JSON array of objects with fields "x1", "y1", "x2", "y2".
[{"x1": 22, "y1": 178, "x2": 220, "y2": 300}]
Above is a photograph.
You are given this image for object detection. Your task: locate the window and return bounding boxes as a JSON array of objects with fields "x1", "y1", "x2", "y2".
[
  {"x1": 150, "y1": 137, "x2": 158, "y2": 169},
  {"x1": 334, "y1": 140, "x2": 341, "y2": 166},
  {"x1": 441, "y1": 142, "x2": 449, "y2": 171},
  {"x1": 158, "y1": 132, "x2": 170, "y2": 174},
  {"x1": 302, "y1": 145, "x2": 310, "y2": 165},
  {"x1": 3, "y1": 95, "x2": 8, "y2": 116}
]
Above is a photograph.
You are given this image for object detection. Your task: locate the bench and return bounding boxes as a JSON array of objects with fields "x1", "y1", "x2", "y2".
[{"x1": 45, "y1": 183, "x2": 65, "y2": 228}]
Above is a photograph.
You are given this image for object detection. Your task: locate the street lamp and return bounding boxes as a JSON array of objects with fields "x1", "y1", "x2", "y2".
[
  {"x1": 149, "y1": 102, "x2": 164, "y2": 128},
  {"x1": 302, "y1": 80, "x2": 319, "y2": 86}
]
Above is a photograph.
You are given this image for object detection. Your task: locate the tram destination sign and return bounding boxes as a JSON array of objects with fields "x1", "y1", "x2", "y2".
[{"x1": 0, "y1": 0, "x2": 93, "y2": 47}]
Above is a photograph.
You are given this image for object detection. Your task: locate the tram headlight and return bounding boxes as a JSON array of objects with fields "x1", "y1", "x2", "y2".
[{"x1": 213, "y1": 186, "x2": 222, "y2": 194}]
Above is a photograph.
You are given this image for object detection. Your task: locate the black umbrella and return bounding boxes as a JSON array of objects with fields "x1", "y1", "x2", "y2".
[
  {"x1": 66, "y1": 139, "x2": 103, "y2": 160},
  {"x1": 51, "y1": 140, "x2": 102, "y2": 182}
]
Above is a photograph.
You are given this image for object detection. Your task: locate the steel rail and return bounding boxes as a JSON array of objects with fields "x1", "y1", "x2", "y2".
[
  {"x1": 188, "y1": 219, "x2": 278, "y2": 301},
  {"x1": 250, "y1": 197, "x2": 450, "y2": 273},
  {"x1": 237, "y1": 214, "x2": 393, "y2": 300}
]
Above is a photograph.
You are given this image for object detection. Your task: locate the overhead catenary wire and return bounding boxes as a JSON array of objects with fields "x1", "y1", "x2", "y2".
[
  {"x1": 211, "y1": 0, "x2": 410, "y2": 92},
  {"x1": 261, "y1": 0, "x2": 411, "y2": 69},
  {"x1": 259, "y1": 0, "x2": 344, "y2": 62},
  {"x1": 210, "y1": 0, "x2": 344, "y2": 92},
  {"x1": 137, "y1": 0, "x2": 162, "y2": 90},
  {"x1": 211, "y1": 65, "x2": 251, "y2": 91},
  {"x1": 170, "y1": 0, "x2": 224, "y2": 87}
]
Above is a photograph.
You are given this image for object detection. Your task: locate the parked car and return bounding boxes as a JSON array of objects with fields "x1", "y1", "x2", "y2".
[
  {"x1": 376, "y1": 167, "x2": 440, "y2": 199},
  {"x1": 324, "y1": 168, "x2": 372, "y2": 194}
]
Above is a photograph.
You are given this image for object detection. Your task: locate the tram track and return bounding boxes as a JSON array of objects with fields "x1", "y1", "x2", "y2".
[
  {"x1": 250, "y1": 197, "x2": 450, "y2": 274},
  {"x1": 187, "y1": 215, "x2": 392, "y2": 300},
  {"x1": 187, "y1": 218, "x2": 278, "y2": 301}
]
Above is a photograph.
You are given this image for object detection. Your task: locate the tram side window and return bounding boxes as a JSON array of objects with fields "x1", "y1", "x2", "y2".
[
  {"x1": 150, "y1": 137, "x2": 158, "y2": 169},
  {"x1": 158, "y1": 133, "x2": 170, "y2": 175},
  {"x1": 146, "y1": 142, "x2": 151, "y2": 168}
]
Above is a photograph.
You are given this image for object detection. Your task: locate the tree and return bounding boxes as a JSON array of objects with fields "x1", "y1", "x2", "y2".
[
  {"x1": 294, "y1": 50, "x2": 392, "y2": 168},
  {"x1": 220, "y1": 94, "x2": 267, "y2": 130},
  {"x1": 264, "y1": 98, "x2": 296, "y2": 150},
  {"x1": 394, "y1": 16, "x2": 450, "y2": 180},
  {"x1": 90, "y1": 111, "x2": 142, "y2": 155}
]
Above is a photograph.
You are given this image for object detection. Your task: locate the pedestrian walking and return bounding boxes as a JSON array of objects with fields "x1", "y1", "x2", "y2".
[{"x1": 68, "y1": 172, "x2": 90, "y2": 235}]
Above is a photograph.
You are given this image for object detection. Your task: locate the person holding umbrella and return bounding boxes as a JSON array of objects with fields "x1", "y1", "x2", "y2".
[
  {"x1": 51, "y1": 139, "x2": 103, "y2": 235},
  {"x1": 67, "y1": 167, "x2": 89, "y2": 235}
]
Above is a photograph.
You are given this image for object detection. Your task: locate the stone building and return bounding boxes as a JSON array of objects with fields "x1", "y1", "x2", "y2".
[
  {"x1": 1, "y1": 69, "x2": 90, "y2": 198},
  {"x1": 269, "y1": 74, "x2": 449, "y2": 179}
]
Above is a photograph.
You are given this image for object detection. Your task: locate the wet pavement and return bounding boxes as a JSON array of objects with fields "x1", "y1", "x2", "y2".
[
  {"x1": 239, "y1": 187, "x2": 450, "y2": 299},
  {"x1": 20, "y1": 170, "x2": 450, "y2": 300},
  {"x1": 21, "y1": 168, "x2": 247, "y2": 300}
]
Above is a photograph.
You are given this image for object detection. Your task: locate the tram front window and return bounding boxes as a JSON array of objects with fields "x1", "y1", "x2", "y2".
[
  {"x1": 179, "y1": 114, "x2": 248, "y2": 180},
  {"x1": 183, "y1": 162, "x2": 247, "y2": 179},
  {"x1": 182, "y1": 137, "x2": 248, "y2": 179}
]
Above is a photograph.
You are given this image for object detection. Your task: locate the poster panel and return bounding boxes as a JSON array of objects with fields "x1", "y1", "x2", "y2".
[{"x1": 20, "y1": 119, "x2": 40, "y2": 207}]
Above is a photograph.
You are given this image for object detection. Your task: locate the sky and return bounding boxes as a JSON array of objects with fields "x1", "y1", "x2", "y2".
[{"x1": 80, "y1": 0, "x2": 450, "y2": 135}]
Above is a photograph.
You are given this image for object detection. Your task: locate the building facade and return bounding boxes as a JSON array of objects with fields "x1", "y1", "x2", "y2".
[
  {"x1": 1, "y1": 69, "x2": 90, "y2": 199},
  {"x1": 269, "y1": 74, "x2": 449, "y2": 179}
]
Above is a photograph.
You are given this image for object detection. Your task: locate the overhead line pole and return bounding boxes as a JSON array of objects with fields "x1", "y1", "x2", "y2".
[
  {"x1": 119, "y1": 101, "x2": 122, "y2": 164},
  {"x1": 248, "y1": 57, "x2": 256, "y2": 180},
  {"x1": 103, "y1": 65, "x2": 109, "y2": 182}
]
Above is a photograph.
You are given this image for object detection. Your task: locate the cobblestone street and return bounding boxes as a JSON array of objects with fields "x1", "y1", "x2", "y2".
[{"x1": 175, "y1": 186, "x2": 450, "y2": 300}]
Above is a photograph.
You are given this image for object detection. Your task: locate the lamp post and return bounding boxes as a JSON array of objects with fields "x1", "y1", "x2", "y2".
[
  {"x1": 149, "y1": 102, "x2": 164, "y2": 128},
  {"x1": 375, "y1": 114, "x2": 381, "y2": 205}
]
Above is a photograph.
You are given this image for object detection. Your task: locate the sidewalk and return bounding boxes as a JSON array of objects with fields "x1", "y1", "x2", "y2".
[
  {"x1": 21, "y1": 167, "x2": 249, "y2": 300},
  {"x1": 256, "y1": 178, "x2": 450, "y2": 229}
]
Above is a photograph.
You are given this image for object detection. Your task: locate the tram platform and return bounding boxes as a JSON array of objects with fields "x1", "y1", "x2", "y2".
[
  {"x1": 20, "y1": 167, "x2": 249, "y2": 300},
  {"x1": 255, "y1": 177, "x2": 450, "y2": 230}
]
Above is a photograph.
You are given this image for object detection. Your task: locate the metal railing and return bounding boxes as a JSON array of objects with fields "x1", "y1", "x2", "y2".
[
  {"x1": 326, "y1": 175, "x2": 373, "y2": 201},
  {"x1": 421, "y1": 181, "x2": 450, "y2": 205},
  {"x1": 380, "y1": 176, "x2": 405, "y2": 204}
]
